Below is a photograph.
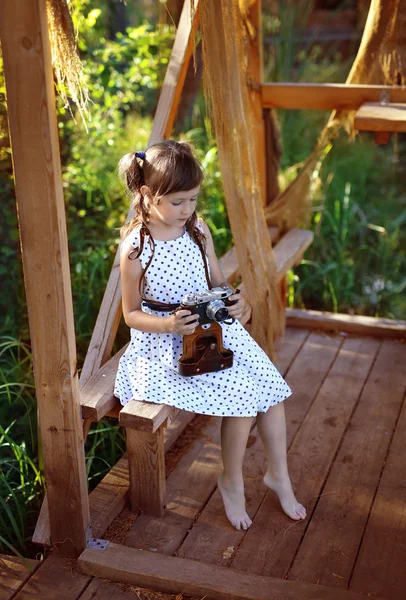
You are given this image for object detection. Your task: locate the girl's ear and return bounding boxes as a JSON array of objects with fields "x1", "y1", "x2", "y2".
[{"x1": 140, "y1": 185, "x2": 152, "y2": 201}]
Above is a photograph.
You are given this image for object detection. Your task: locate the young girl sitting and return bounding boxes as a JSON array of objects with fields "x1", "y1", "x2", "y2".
[{"x1": 114, "y1": 140, "x2": 306, "y2": 530}]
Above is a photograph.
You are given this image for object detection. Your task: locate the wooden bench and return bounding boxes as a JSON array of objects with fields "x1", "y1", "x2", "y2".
[{"x1": 80, "y1": 226, "x2": 314, "y2": 518}]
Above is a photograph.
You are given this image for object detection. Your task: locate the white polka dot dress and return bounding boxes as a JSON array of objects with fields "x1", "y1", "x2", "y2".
[{"x1": 114, "y1": 225, "x2": 292, "y2": 417}]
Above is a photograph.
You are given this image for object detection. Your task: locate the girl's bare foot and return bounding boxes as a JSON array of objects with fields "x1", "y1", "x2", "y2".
[
  {"x1": 218, "y1": 473, "x2": 252, "y2": 531},
  {"x1": 263, "y1": 472, "x2": 307, "y2": 520}
]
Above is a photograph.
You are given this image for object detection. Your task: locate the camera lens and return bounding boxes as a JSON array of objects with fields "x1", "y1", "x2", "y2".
[{"x1": 206, "y1": 300, "x2": 229, "y2": 322}]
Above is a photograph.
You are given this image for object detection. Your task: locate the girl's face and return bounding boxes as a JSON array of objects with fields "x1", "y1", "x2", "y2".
[{"x1": 148, "y1": 185, "x2": 200, "y2": 229}]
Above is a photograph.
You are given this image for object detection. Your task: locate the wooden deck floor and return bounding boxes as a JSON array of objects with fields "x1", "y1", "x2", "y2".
[{"x1": 2, "y1": 326, "x2": 406, "y2": 600}]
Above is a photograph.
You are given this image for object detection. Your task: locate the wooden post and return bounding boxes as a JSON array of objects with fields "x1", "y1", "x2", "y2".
[
  {"x1": 245, "y1": 0, "x2": 267, "y2": 207},
  {"x1": 0, "y1": 0, "x2": 90, "y2": 556}
]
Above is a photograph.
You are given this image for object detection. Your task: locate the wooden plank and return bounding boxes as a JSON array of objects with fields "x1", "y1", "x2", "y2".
[
  {"x1": 89, "y1": 455, "x2": 130, "y2": 539},
  {"x1": 150, "y1": 0, "x2": 201, "y2": 144},
  {"x1": 78, "y1": 579, "x2": 151, "y2": 600},
  {"x1": 13, "y1": 557, "x2": 91, "y2": 600},
  {"x1": 175, "y1": 331, "x2": 342, "y2": 564},
  {"x1": 0, "y1": 0, "x2": 89, "y2": 555},
  {"x1": 119, "y1": 400, "x2": 176, "y2": 433},
  {"x1": 282, "y1": 332, "x2": 342, "y2": 447},
  {"x1": 219, "y1": 227, "x2": 279, "y2": 283},
  {"x1": 126, "y1": 426, "x2": 166, "y2": 517},
  {"x1": 262, "y1": 82, "x2": 406, "y2": 111},
  {"x1": 231, "y1": 336, "x2": 380, "y2": 579},
  {"x1": 354, "y1": 102, "x2": 406, "y2": 132},
  {"x1": 273, "y1": 229, "x2": 314, "y2": 280},
  {"x1": 273, "y1": 327, "x2": 310, "y2": 377},
  {"x1": 125, "y1": 415, "x2": 222, "y2": 555},
  {"x1": 81, "y1": 0, "x2": 201, "y2": 383},
  {"x1": 81, "y1": 345, "x2": 127, "y2": 421},
  {"x1": 349, "y1": 354, "x2": 406, "y2": 600},
  {"x1": 288, "y1": 339, "x2": 406, "y2": 590},
  {"x1": 286, "y1": 308, "x2": 406, "y2": 339},
  {"x1": 0, "y1": 555, "x2": 39, "y2": 600},
  {"x1": 78, "y1": 541, "x2": 386, "y2": 600}
]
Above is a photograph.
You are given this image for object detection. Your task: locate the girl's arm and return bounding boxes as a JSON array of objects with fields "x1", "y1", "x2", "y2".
[{"x1": 120, "y1": 236, "x2": 199, "y2": 334}]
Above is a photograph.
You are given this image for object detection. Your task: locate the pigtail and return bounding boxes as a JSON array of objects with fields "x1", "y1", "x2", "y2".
[{"x1": 119, "y1": 152, "x2": 149, "y2": 240}]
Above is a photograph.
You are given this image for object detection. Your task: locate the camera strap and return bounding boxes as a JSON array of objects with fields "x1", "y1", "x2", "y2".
[{"x1": 127, "y1": 225, "x2": 212, "y2": 312}]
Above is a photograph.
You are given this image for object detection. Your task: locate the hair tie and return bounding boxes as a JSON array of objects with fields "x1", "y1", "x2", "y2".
[{"x1": 135, "y1": 151, "x2": 146, "y2": 160}]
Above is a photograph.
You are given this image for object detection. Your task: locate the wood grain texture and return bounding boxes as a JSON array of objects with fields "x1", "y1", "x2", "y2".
[
  {"x1": 126, "y1": 415, "x2": 222, "y2": 555},
  {"x1": 12, "y1": 557, "x2": 91, "y2": 600},
  {"x1": 273, "y1": 229, "x2": 314, "y2": 280},
  {"x1": 354, "y1": 102, "x2": 406, "y2": 132},
  {"x1": 78, "y1": 542, "x2": 386, "y2": 600},
  {"x1": 286, "y1": 308, "x2": 406, "y2": 338},
  {"x1": 0, "y1": 0, "x2": 89, "y2": 555},
  {"x1": 0, "y1": 555, "x2": 39, "y2": 600},
  {"x1": 175, "y1": 331, "x2": 340, "y2": 564},
  {"x1": 33, "y1": 413, "x2": 196, "y2": 546},
  {"x1": 150, "y1": 0, "x2": 201, "y2": 144},
  {"x1": 231, "y1": 336, "x2": 379, "y2": 579},
  {"x1": 80, "y1": 345, "x2": 127, "y2": 421},
  {"x1": 283, "y1": 332, "x2": 343, "y2": 447},
  {"x1": 288, "y1": 339, "x2": 405, "y2": 589},
  {"x1": 78, "y1": 579, "x2": 145, "y2": 600},
  {"x1": 219, "y1": 227, "x2": 279, "y2": 283},
  {"x1": 126, "y1": 426, "x2": 166, "y2": 516},
  {"x1": 262, "y1": 83, "x2": 406, "y2": 110},
  {"x1": 119, "y1": 400, "x2": 176, "y2": 432},
  {"x1": 349, "y1": 345, "x2": 406, "y2": 600}
]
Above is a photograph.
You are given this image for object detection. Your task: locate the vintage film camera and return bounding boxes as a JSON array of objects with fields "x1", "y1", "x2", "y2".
[
  {"x1": 179, "y1": 285, "x2": 236, "y2": 325},
  {"x1": 177, "y1": 286, "x2": 240, "y2": 376}
]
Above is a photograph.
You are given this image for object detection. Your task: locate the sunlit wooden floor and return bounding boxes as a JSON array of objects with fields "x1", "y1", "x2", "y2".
[{"x1": 2, "y1": 326, "x2": 406, "y2": 600}]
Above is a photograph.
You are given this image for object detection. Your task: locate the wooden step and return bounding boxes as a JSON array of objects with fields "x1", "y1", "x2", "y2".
[{"x1": 354, "y1": 102, "x2": 406, "y2": 132}]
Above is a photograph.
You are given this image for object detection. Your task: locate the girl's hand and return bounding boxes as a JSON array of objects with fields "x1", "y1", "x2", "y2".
[
  {"x1": 169, "y1": 309, "x2": 200, "y2": 335},
  {"x1": 227, "y1": 290, "x2": 246, "y2": 320}
]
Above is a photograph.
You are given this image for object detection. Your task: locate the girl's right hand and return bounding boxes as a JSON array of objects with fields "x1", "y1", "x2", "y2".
[{"x1": 169, "y1": 310, "x2": 200, "y2": 335}]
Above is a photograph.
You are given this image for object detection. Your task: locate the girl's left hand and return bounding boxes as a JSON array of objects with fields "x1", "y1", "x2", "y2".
[{"x1": 227, "y1": 290, "x2": 246, "y2": 320}]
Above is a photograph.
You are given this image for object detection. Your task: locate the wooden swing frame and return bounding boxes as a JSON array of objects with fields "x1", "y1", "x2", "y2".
[{"x1": 1, "y1": 0, "x2": 405, "y2": 598}]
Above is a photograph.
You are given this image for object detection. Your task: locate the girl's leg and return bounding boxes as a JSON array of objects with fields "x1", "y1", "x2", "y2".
[
  {"x1": 257, "y1": 402, "x2": 306, "y2": 520},
  {"x1": 218, "y1": 416, "x2": 253, "y2": 531}
]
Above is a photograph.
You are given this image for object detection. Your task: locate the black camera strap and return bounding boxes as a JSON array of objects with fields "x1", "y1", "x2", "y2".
[{"x1": 127, "y1": 225, "x2": 212, "y2": 312}]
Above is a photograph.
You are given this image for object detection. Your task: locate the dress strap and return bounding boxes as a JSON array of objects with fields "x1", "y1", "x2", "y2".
[{"x1": 129, "y1": 225, "x2": 212, "y2": 312}]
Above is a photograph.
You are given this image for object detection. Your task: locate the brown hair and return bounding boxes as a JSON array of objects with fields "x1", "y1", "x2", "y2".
[{"x1": 119, "y1": 140, "x2": 205, "y2": 250}]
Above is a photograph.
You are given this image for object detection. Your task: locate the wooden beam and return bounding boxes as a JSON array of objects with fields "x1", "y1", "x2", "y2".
[
  {"x1": 78, "y1": 541, "x2": 386, "y2": 600},
  {"x1": 262, "y1": 83, "x2": 406, "y2": 111},
  {"x1": 0, "y1": 0, "x2": 89, "y2": 556},
  {"x1": 354, "y1": 102, "x2": 406, "y2": 132},
  {"x1": 81, "y1": 0, "x2": 201, "y2": 383},
  {"x1": 286, "y1": 308, "x2": 406, "y2": 338},
  {"x1": 150, "y1": 0, "x2": 201, "y2": 144}
]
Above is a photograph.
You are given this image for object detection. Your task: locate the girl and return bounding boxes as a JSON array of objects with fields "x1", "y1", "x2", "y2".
[{"x1": 114, "y1": 140, "x2": 306, "y2": 531}]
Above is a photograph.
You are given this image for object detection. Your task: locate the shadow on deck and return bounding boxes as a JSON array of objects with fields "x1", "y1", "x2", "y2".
[{"x1": 2, "y1": 325, "x2": 405, "y2": 600}]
